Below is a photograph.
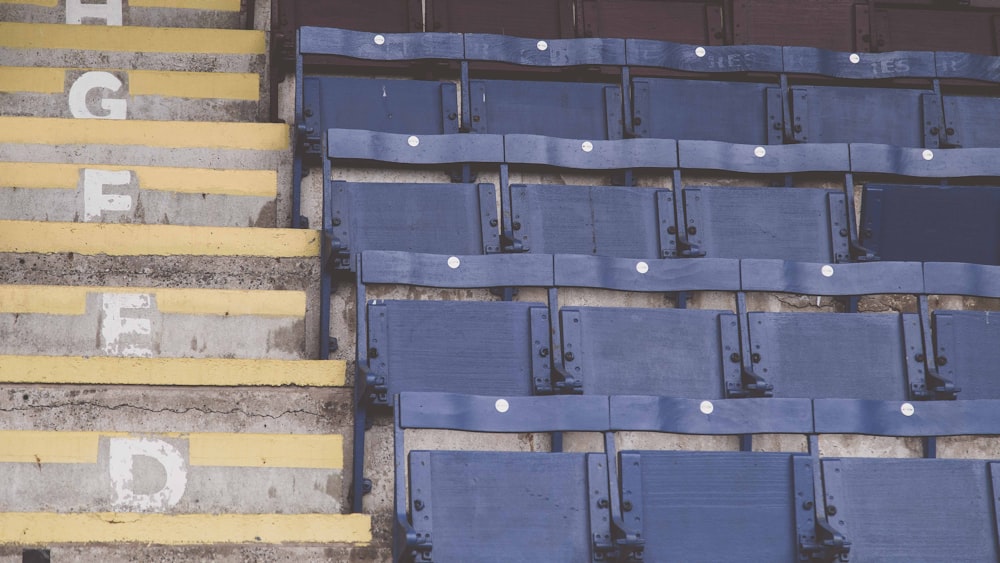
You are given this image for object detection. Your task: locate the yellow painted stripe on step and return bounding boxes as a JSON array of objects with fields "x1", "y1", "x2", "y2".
[
  {"x1": 0, "y1": 162, "x2": 276, "y2": 197},
  {"x1": 0, "y1": 0, "x2": 56, "y2": 6},
  {"x1": 0, "y1": 285, "x2": 305, "y2": 317},
  {"x1": 0, "y1": 431, "x2": 105, "y2": 464},
  {"x1": 0, "y1": 431, "x2": 341, "y2": 469},
  {"x1": 129, "y1": 0, "x2": 242, "y2": 10},
  {"x1": 0, "y1": 222, "x2": 318, "y2": 257},
  {"x1": 0, "y1": 67, "x2": 62, "y2": 93},
  {"x1": 189, "y1": 433, "x2": 343, "y2": 469},
  {"x1": 0, "y1": 356, "x2": 344, "y2": 386},
  {"x1": 0, "y1": 22, "x2": 265, "y2": 54},
  {"x1": 129, "y1": 70, "x2": 259, "y2": 101},
  {"x1": 0, "y1": 512, "x2": 372, "y2": 545},
  {"x1": 0, "y1": 117, "x2": 288, "y2": 150}
]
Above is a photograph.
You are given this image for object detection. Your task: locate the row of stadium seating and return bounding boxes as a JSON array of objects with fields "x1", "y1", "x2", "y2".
[
  {"x1": 293, "y1": 27, "x2": 1000, "y2": 149},
  {"x1": 318, "y1": 131, "x2": 1000, "y2": 267},
  {"x1": 393, "y1": 391, "x2": 1000, "y2": 561},
  {"x1": 272, "y1": 0, "x2": 1000, "y2": 65}
]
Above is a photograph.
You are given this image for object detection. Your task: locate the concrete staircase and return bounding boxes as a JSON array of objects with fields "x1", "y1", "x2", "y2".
[{"x1": 0, "y1": 1, "x2": 375, "y2": 560}]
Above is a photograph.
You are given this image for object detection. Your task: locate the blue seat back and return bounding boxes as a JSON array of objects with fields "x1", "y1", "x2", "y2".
[
  {"x1": 861, "y1": 184, "x2": 1000, "y2": 265},
  {"x1": 561, "y1": 307, "x2": 740, "y2": 398},
  {"x1": 468, "y1": 79, "x2": 624, "y2": 139},
  {"x1": 619, "y1": 450, "x2": 816, "y2": 561},
  {"x1": 301, "y1": 76, "x2": 458, "y2": 155},
  {"x1": 789, "y1": 85, "x2": 938, "y2": 147},
  {"x1": 510, "y1": 184, "x2": 670, "y2": 258},
  {"x1": 933, "y1": 310, "x2": 1000, "y2": 401},
  {"x1": 364, "y1": 300, "x2": 549, "y2": 404},
  {"x1": 943, "y1": 95, "x2": 1000, "y2": 148},
  {"x1": 633, "y1": 77, "x2": 783, "y2": 145},
  {"x1": 681, "y1": 186, "x2": 850, "y2": 262},
  {"x1": 821, "y1": 458, "x2": 1000, "y2": 561},
  {"x1": 326, "y1": 181, "x2": 498, "y2": 269}
]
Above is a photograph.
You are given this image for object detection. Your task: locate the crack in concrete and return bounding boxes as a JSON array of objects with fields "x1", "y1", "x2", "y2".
[{"x1": 0, "y1": 401, "x2": 327, "y2": 420}]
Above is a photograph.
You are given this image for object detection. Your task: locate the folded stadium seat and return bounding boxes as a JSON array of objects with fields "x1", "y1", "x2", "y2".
[
  {"x1": 426, "y1": 0, "x2": 573, "y2": 37},
  {"x1": 740, "y1": 259, "x2": 929, "y2": 401},
  {"x1": 606, "y1": 395, "x2": 839, "y2": 561},
  {"x1": 624, "y1": 40, "x2": 784, "y2": 142},
  {"x1": 937, "y1": 51, "x2": 1000, "y2": 149},
  {"x1": 675, "y1": 140, "x2": 854, "y2": 261},
  {"x1": 501, "y1": 135, "x2": 678, "y2": 258},
  {"x1": 394, "y1": 393, "x2": 613, "y2": 562},
  {"x1": 351, "y1": 250, "x2": 556, "y2": 512},
  {"x1": 319, "y1": 129, "x2": 505, "y2": 358},
  {"x1": 292, "y1": 27, "x2": 465, "y2": 226},
  {"x1": 813, "y1": 456, "x2": 1000, "y2": 562},
  {"x1": 848, "y1": 143, "x2": 1000, "y2": 261},
  {"x1": 577, "y1": 0, "x2": 728, "y2": 44},
  {"x1": 782, "y1": 48, "x2": 940, "y2": 147},
  {"x1": 552, "y1": 254, "x2": 754, "y2": 397},
  {"x1": 462, "y1": 34, "x2": 626, "y2": 139},
  {"x1": 859, "y1": 183, "x2": 1000, "y2": 265}
]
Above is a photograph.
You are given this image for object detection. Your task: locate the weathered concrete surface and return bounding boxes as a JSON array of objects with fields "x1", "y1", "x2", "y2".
[
  {"x1": 0, "y1": 186, "x2": 275, "y2": 227},
  {"x1": 0, "y1": 2, "x2": 246, "y2": 29},
  {"x1": 0, "y1": 91, "x2": 264, "y2": 122}
]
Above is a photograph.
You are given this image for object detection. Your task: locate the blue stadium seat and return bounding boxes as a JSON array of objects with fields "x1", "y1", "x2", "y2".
[
  {"x1": 859, "y1": 183, "x2": 1000, "y2": 265},
  {"x1": 395, "y1": 393, "x2": 613, "y2": 562},
  {"x1": 675, "y1": 141, "x2": 853, "y2": 261},
  {"x1": 461, "y1": 36, "x2": 625, "y2": 139},
  {"x1": 466, "y1": 79, "x2": 624, "y2": 139},
  {"x1": 632, "y1": 77, "x2": 783, "y2": 145},
  {"x1": 817, "y1": 458, "x2": 1000, "y2": 562},
  {"x1": 788, "y1": 84, "x2": 939, "y2": 147},
  {"x1": 353, "y1": 251, "x2": 555, "y2": 513},
  {"x1": 608, "y1": 397, "x2": 832, "y2": 561},
  {"x1": 320, "y1": 130, "x2": 505, "y2": 358},
  {"x1": 741, "y1": 260, "x2": 928, "y2": 400},
  {"x1": 941, "y1": 94, "x2": 1000, "y2": 148},
  {"x1": 552, "y1": 254, "x2": 756, "y2": 398},
  {"x1": 501, "y1": 135, "x2": 677, "y2": 257}
]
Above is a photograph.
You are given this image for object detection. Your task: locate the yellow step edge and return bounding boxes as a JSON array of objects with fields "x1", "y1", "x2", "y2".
[
  {"x1": 0, "y1": 22, "x2": 265, "y2": 54},
  {"x1": 0, "y1": 513, "x2": 372, "y2": 545},
  {"x1": 0, "y1": 431, "x2": 343, "y2": 469},
  {"x1": 0, "y1": 221, "x2": 319, "y2": 258},
  {"x1": 0, "y1": 356, "x2": 345, "y2": 386},
  {"x1": 0, "y1": 285, "x2": 306, "y2": 317},
  {"x1": 128, "y1": 0, "x2": 242, "y2": 10},
  {"x1": 0, "y1": 0, "x2": 56, "y2": 6},
  {"x1": 0, "y1": 117, "x2": 288, "y2": 150},
  {"x1": 0, "y1": 162, "x2": 276, "y2": 197},
  {"x1": 0, "y1": 67, "x2": 259, "y2": 100},
  {"x1": 0, "y1": 66, "x2": 63, "y2": 93}
]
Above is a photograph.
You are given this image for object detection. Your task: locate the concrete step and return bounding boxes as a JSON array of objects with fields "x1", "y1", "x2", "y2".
[
  {"x1": 0, "y1": 283, "x2": 309, "y2": 358},
  {"x1": 0, "y1": 383, "x2": 370, "y2": 549},
  {"x1": 0, "y1": 117, "x2": 290, "y2": 226},
  {"x1": 0, "y1": 0, "x2": 247, "y2": 29},
  {"x1": 0, "y1": 22, "x2": 266, "y2": 73},
  {"x1": 0, "y1": 66, "x2": 264, "y2": 121}
]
